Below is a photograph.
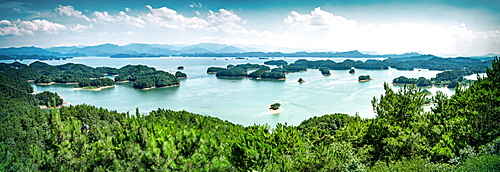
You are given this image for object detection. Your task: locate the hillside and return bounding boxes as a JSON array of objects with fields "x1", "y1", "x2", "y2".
[{"x1": 0, "y1": 57, "x2": 499, "y2": 171}]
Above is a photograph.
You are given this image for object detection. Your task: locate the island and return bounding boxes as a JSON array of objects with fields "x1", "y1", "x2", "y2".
[
  {"x1": 114, "y1": 65, "x2": 180, "y2": 89},
  {"x1": 298, "y1": 78, "x2": 305, "y2": 83},
  {"x1": 392, "y1": 69, "x2": 477, "y2": 88},
  {"x1": 264, "y1": 60, "x2": 288, "y2": 66},
  {"x1": 207, "y1": 67, "x2": 226, "y2": 73},
  {"x1": 175, "y1": 71, "x2": 188, "y2": 79},
  {"x1": 77, "y1": 78, "x2": 116, "y2": 90},
  {"x1": 358, "y1": 75, "x2": 372, "y2": 82},
  {"x1": 248, "y1": 69, "x2": 286, "y2": 80},
  {"x1": 208, "y1": 63, "x2": 286, "y2": 80},
  {"x1": 349, "y1": 69, "x2": 355, "y2": 74},
  {"x1": 215, "y1": 68, "x2": 248, "y2": 78},
  {"x1": 319, "y1": 67, "x2": 331, "y2": 76},
  {"x1": 269, "y1": 103, "x2": 282, "y2": 114},
  {"x1": 177, "y1": 66, "x2": 184, "y2": 70}
]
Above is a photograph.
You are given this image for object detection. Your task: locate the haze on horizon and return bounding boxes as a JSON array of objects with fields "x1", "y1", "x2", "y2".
[{"x1": 0, "y1": 0, "x2": 499, "y2": 56}]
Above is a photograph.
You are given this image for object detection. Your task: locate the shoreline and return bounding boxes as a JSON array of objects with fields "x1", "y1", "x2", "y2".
[
  {"x1": 141, "y1": 83, "x2": 180, "y2": 90},
  {"x1": 72, "y1": 85, "x2": 116, "y2": 91},
  {"x1": 35, "y1": 82, "x2": 55, "y2": 85},
  {"x1": 358, "y1": 79, "x2": 374, "y2": 82},
  {"x1": 269, "y1": 108, "x2": 282, "y2": 114}
]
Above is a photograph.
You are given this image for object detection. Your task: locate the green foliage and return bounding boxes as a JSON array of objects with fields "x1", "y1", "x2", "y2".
[
  {"x1": 319, "y1": 67, "x2": 331, "y2": 75},
  {"x1": 35, "y1": 91, "x2": 63, "y2": 107},
  {"x1": 269, "y1": 103, "x2": 280, "y2": 110},
  {"x1": 271, "y1": 67, "x2": 289, "y2": 74},
  {"x1": 1, "y1": 57, "x2": 500, "y2": 171},
  {"x1": 455, "y1": 154, "x2": 500, "y2": 171},
  {"x1": 78, "y1": 78, "x2": 115, "y2": 88},
  {"x1": 368, "y1": 158, "x2": 452, "y2": 172},
  {"x1": 215, "y1": 68, "x2": 247, "y2": 77},
  {"x1": 358, "y1": 75, "x2": 371, "y2": 81},
  {"x1": 283, "y1": 64, "x2": 307, "y2": 72},
  {"x1": 206, "y1": 67, "x2": 225, "y2": 73},
  {"x1": 175, "y1": 71, "x2": 187, "y2": 78},
  {"x1": 264, "y1": 60, "x2": 288, "y2": 66}
]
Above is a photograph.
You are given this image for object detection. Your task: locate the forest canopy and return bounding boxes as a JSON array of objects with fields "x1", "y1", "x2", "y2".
[{"x1": 0, "y1": 57, "x2": 499, "y2": 171}]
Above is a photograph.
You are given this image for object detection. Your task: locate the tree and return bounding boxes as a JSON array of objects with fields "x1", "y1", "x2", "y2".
[
  {"x1": 358, "y1": 75, "x2": 371, "y2": 81},
  {"x1": 319, "y1": 67, "x2": 331, "y2": 75},
  {"x1": 35, "y1": 91, "x2": 63, "y2": 107}
]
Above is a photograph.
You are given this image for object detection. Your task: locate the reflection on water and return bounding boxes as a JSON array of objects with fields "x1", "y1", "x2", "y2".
[{"x1": 11, "y1": 57, "x2": 459, "y2": 127}]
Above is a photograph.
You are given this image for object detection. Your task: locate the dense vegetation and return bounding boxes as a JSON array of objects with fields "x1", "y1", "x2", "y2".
[
  {"x1": 393, "y1": 69, "x2": 478, "y2": 88},
  {"x1": 78, "y1": 78, "x2": 115, "y2": 88},
  {"x1": 0, "y1": 62, "x2": 180, "y2": 90},
  {"x1": 319, "y1": 67, "x2": 331, "y2": 75},
  {"x1": 358, "y1": 75, "x2": 371, "y2": 81},
  {"x1": 215, "y1": 68, "x2": 248, "y2": 77},
  {"x1": 210, "y1": 63, "x2": 286, "y2": 80},
  {"x1": 34, "y1": 91, "x2": 64, "y2": 107},
  {"x1": 264, "y1": 60, "x2": 288, "y2": 66},
  {"x1": 113, "y1": 65, "x2": 180, "y2": 89},
  {"x1": 175, "y1": 71, "x2": 187, "y2": 78},
  {"x1": 0, "y1": 57, "x2": 499, "y2": 171},
  {"x1": 207, "y1": 67, "x2": 225, "y2": 73}
]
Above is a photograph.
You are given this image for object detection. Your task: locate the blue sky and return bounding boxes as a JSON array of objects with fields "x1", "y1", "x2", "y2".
[{"x1": 0, "y1": 0, "x2": 499, "y2": 56}]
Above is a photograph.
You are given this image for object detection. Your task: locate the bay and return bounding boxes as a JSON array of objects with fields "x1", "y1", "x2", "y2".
[{"x1": 8, "y1": 57, "x2": 456, "y2": 127}]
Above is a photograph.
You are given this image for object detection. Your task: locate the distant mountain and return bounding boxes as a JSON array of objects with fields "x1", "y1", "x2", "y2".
[
  {"x1": 0, "y1": 46, "x2": 62, "y2": 56},
  {"x1": 180, "y1": 43, "x2": 228, "y2": 52},
  {"x1": 68, "y1": 43, "x2": 126, "y2": 56},
  {"x1": 46, "y1": 46, "x2": 81, "y2": 54},
  {"x1": 215, "y1": 46, "x2": 244, "y2": 53},
  {"x1": 181, "y1": 47, "x2": 210, "y2": 54},
  {"x1": 147, "y1": 47, "x2": 179, "y2": 55},
  {"x1": 334, "y1": 50, "x2": 365, "y2": 57}
]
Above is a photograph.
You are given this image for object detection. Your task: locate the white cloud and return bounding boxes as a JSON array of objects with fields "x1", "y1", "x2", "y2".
[
  {"x1": 92, "y1": 11, "x2": 145, "y2": 28},
  {"x1": 55, "y1": 5, "x2": 91, "y2": 22},
  {"x1": 189, "y1": 2, "x2": 202, "y2": 8},
  {"x1": 70, "y1": 24, "x2": 94, "y2": 32},
  {"x1": 0, "y1": 19, "x2": 66, "y2": 36},
  {"x1": 143, "y1": 5, "x2": 208, "y2": 29},
  {"x1": 125, "y1": 7, "x2": 131, "y2": 12},
  {"x1": 285, "y1": 7, "x2": 358, "y2": 31},
  {"x1": 207, "y1": 9, "x2": 245, "y2": 32},
  {"x1": 122, "y1": 31, "x2": 137, "y2": 35},
  {"x1": 281, "y1": 8, "x2": 500, "y2": 55}
]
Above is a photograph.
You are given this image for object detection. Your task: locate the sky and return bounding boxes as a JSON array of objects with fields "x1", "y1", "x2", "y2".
[{"x1": 0, "y1": 0, "x2": 499, "y2": 56}]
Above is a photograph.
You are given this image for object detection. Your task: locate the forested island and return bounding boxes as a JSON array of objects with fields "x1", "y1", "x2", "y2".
[
  {"x1": 319, "y1": 67, "x2": 331, "y2": 75},
  {"x1": 209, "y1": 63, "x2": 286, "y2": 80},
  {"x1": 0, "y1": 61, "x2": 179, "y2": 90},
  {"x1": 114, "y1": 65, "x2": 180, "y2": 89},
  {"x1": 358, "y1": 75, "x2": 372, "y2": 82},
  {"x1": 0, "y1": 57, "x2": 499, "y2": 171},
  {"x1": 393, "y1": 69, "x2": 480, "y2": 88}
]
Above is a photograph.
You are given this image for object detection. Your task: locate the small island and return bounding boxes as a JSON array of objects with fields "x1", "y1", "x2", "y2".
[
  {"x1": 349, "y1": 69, "x2": 355, "y2": 74},
  {"x1": 269, "y1": 103, "x2": 281, "y2": 114},
  {"x1": 77, "y1": 78, "x2": 116, "y2": 90},
  {"x1": 358, "y1": 75, "x2": 372, "y2": 82},
  {"x1": 175, "y1": 71, "x2": 188, "y2": 79},
  {"x1": 319, "y1": 67, "x2": 331, "y2": 76},
  {"x1": 298, "y1": 78, "x2": 305, "y2": 83},
  {"x1": 177, "y1": 66, "x2": 184, "y2": 70}
]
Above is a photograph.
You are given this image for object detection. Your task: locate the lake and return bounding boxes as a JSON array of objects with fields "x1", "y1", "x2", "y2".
[{"x1": 7, "y1": 57, "x2": 457, "y2": 127}]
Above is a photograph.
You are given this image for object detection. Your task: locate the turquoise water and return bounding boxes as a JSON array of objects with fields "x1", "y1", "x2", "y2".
[{"x1": 7, "y1": 57, "x2": 456, "y2": 126}]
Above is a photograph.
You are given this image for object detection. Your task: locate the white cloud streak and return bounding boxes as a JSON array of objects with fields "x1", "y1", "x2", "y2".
[
  {"x1": 70, "y1": 23, "x2": 94, "y2": 32},
  {"x1": 55, "y1": 5, "x2": 91, "y2": 22},
  {"x1": 0, "y1": 19, "x2": 66, "y2": 36},
  {"x1": 282, "y1": 7, "x2": 500, "y2": 55}
]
